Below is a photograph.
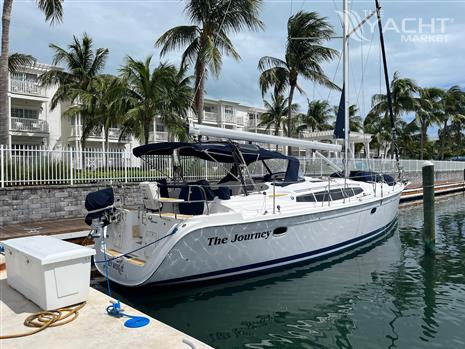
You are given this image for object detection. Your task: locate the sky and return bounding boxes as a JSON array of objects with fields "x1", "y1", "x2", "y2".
[{"x1": 8, "y1": 0, "x2": 465, "y2": 134}]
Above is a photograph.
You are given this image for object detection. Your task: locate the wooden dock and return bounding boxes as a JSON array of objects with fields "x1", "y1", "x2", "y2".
[{"x1": 401, "y1": 181, "x2": 465, "y2": 202}]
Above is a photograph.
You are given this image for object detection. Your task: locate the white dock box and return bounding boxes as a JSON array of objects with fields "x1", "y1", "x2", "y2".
[{"x1": 2, "y1": 235, "x2": 95, "y2": 310}]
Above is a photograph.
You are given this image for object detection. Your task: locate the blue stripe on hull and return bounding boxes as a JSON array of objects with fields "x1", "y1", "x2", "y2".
[{"x1": 152, "y1": 217, "x2": 398, "y2": 285}]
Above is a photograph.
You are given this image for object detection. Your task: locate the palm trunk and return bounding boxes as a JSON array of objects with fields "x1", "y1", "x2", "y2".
[
  {"x1": 287, "y1": 83, "x2": 296, "y2": 156},
  {"x1": 274, "y1": 127, "x2": 279, "y2": 151},
  {"x1": 420, "y1": 120, "x2": 426, "y2": 160},
  {"x1": 420, "y1": 119, "x2": 426, "y2": 160},
  {"x1": 0, "y1": 0, "x2": 13, "y2": 146},
  {"x1": 144, "y1": 118, "x2": 150, "y2": 145},
  {"x1": 440, "y1": 120, "x2": 447, "y2": 160},
  {"x1": 194, "y1": 55, "x2": 206, "y2": 129}
]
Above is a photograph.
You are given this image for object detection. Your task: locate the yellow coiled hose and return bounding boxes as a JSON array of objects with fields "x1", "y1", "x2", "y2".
[{"x1": 0, "y1": 302, "x2": 86, "y2": 340}]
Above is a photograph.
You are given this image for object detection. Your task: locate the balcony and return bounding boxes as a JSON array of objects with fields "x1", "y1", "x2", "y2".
[
  {"x1": 70, "y1": 126, "x2": 129, "y2": 142},
  {"x1": 11, "y1": 117, "x2": 48, "y2": 133},
  {"x1": 203, "y1": 112, "x2": 219, "y2": 123},
  {"x1": 223, "y1": 114, "x2": 236, "y2": 124},
  {"x1": 108, "y1": 128, "x2": 130, "y2": 141},
  {"x1": 149, "y1": 131, "x2": 169, "y2": 142},
  {"x1": 10, "y1": 80, "x2": 46, "y2": 97},
  {"x1": 247, "y1": 118, "x2": 266, "y2": 129}
]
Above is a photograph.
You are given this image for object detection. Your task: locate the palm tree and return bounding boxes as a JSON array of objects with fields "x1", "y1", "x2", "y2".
[
  {"x1": 370, "y1": 72, "x2": 419, "y2": 119},
  {"x1": 348, "y1": 105, "x2": 363, "y2": 132},
  {"x1": 258, "y1": 11, "x2": 339, "y2": 149},
  {"x1": 64, "y1": 75, "x2": 124, "y2": 159},
  {"x1": 415, "y1": 87, "x2": 443, "y2": 160},
  {"x1": 259, "y1": 92, "x2": 298, "y2": 151},
  {"x1": 40, "y1": 34, "x2": 109, "y2": 111},
  {"x1": 397, "y1": 119, "x2": 420, "y2": 158},
  {"x1": 158, "y1": 64, "x2": 193, "y2": 141},
  {"x1": 333, "y1": 104, "x2": 363, "y2": 132},
  {"x1": 368, "y1": 72, "x2": 419, "y2": 158},
  {"x1": 156, "y1": 0, "x2": 263, "y2": 127},
  {"x1": 438, "y1": 86, "x2": 465, "y2": 159},
  {"x1": 0, "y1": 0, "x2": 63, "y2": 145},
  {"x1": 298, "y1": 100, "x2": 332, "y2": 132},
  {"x1": 364, "y1": 111, "x2": 391, "y2": 158},
  {"x1": 119, "y1": 56, "x2": 192, "y2": 145}
]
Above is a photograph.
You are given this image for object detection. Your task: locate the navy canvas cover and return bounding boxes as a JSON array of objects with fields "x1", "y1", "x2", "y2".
[
  {"x1": 284, "y1": 157, "x2": 300, "y2": 183},
  {"x1": 85, "y1": 187, "x2": 114, "y2": 211},
  {"x1": 330, "y1": 171, "x2": 396, "y2": 186},
  {"x1": 133, "y1": 142, "x2": 290, "y2": 164},
  {"x1": 84, "y1": 188, "x2": 114, "y2": 226},
  {"x1": 178, "y1": 186, "x2": 205, "y2": 215},
  {"x1": 133, "y1": 142, "x2": 301, "y2": 185},
  {"x1": 334, "y1": 85, "x2": 345, "y2": 139}
]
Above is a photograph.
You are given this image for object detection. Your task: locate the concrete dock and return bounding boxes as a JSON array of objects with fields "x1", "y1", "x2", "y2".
[{"x1": 0, "y1": 261, "x2": 212, "y2": 349}]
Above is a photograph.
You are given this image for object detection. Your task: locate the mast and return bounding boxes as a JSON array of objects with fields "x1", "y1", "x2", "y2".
[
  {"x1": 343, "y1": 0, "x2": 350, "y2": 179},
  {"x1": 375, "y1": 0, "x2": 400, "y2": 176}
]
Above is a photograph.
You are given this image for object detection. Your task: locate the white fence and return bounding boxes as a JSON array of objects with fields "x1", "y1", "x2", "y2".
[{"x1": 1, "y1": 145, "x2": 465, "y2": 187}]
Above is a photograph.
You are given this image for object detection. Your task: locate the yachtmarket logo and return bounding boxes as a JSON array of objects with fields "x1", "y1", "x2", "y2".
[{"x1": 336, "y1": 10, "x2": 453, "y2": 43}]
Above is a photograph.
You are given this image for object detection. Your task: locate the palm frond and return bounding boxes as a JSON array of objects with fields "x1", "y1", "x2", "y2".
[
  {"x1": 36, "y1": 0, "x2": 63, "y2": 24},
  {"x1": 8, "y1": 53, "x2": 36, "y2": 72},
  {"x1": 155, "y1": 25, "x2": 200, "y2": 57}
]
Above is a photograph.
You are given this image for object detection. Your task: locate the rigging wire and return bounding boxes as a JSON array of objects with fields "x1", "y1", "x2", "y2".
[
  {"x1": 326, "y1": 53, "x2": 342, "y2": 103},
  {"x1": 360, "y1": 27, "x2": 366, "y2": 119},
  {"x1": 355, "y1": 25, "x2": 376, "y2": 108}
]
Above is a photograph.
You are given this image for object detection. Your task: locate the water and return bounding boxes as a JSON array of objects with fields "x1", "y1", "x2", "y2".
[{"x1": 97, "y1": 195, "x2": 465, "y2": 348}]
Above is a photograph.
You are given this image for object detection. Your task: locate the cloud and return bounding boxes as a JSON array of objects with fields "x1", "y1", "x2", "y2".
[{"x1": 8, "y1": 0, "x2": 465, "y2": 124}]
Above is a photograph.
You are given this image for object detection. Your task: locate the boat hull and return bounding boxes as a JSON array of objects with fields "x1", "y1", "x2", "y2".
[
  {"x1": 142, "y1": 192, "x2": 401, "y2": 285},
  {"x1": 95, "y1": 187, "x2": 402, "y2": 286}
]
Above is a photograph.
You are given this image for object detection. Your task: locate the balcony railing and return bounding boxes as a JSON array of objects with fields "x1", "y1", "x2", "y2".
[
  {"x1": 223, "y1": 114, "x2": 236, "y2": 123},
  {"x1": 203, "y1": 112, "x2": 219, "y2": 123},
  {"x1": 11, "y1": 117, "x2": 48, "y2": 133},
  {"x1": 108, "y1": 128, "x2": 130, "y2": 141},
  {"x1": 149, "y1": 131, "x2": 169, "y2": 142},
  {"x1": 10, "y1": 80, "x2": 46, "y2": 97},
  {"x1": 70, "y1": 126, "x2": 129, "y2": 142}
]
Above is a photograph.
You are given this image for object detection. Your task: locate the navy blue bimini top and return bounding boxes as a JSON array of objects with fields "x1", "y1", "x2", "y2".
[{"x1": 133, "y1": 141, "x2": 300, "y2": 183}]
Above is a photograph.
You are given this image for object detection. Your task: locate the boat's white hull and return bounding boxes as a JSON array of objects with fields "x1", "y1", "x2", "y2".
[{"x1": 95, "y1": 187, "x2": 401, "y2": 286}]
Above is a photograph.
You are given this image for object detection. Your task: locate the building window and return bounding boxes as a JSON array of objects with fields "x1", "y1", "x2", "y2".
[
  {"x1": 224, "y1": 106, "x2": 234, "y2": 115},
  {"x1": 156, "y1": 125, "x2": 165, "y2": 132},
  {"x1": 248, "y1": 112, "x2": 256, "y2": 120},
  {"x1": 11, "y1": 108, "x2": 39, "y2": 119},
  {"x1": 204, "y1": 106, "x2": 213, "y2": 113}
]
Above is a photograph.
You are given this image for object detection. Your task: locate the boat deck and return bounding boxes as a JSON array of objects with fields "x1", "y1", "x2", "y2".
[{"x1": 0, "y1": 259, "x2": 212, "y2": 349}]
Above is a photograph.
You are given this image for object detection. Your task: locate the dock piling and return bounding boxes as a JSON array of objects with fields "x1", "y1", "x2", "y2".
[{"x1": 422, "y1": 161, "x2": 435, "y2": 253}]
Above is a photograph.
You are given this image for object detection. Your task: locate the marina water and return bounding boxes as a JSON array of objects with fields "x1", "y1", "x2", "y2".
[{"x1": 97, "y1": 194, "x2": 465, "y2": 348}]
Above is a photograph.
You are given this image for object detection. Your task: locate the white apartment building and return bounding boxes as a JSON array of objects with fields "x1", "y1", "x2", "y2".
[{"x1": 6, "y1": 62, "x2": 372, "y2": 158}]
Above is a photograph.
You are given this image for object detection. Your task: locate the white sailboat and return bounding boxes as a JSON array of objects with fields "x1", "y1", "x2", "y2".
[{"x1": 89, "y1": 0, "x2": 404, "y2": 286}]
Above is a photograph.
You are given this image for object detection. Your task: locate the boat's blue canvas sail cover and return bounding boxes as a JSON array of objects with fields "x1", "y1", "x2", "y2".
[
  {"x1": 133, "y1": 142, "x2": 300, "y2": 183},
  {"x1": 285, "y1": 157, "x2": 300, "y2": 183},
  {"x1": 334, "y1": 85, "x2": 345, "y2": 139}
]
